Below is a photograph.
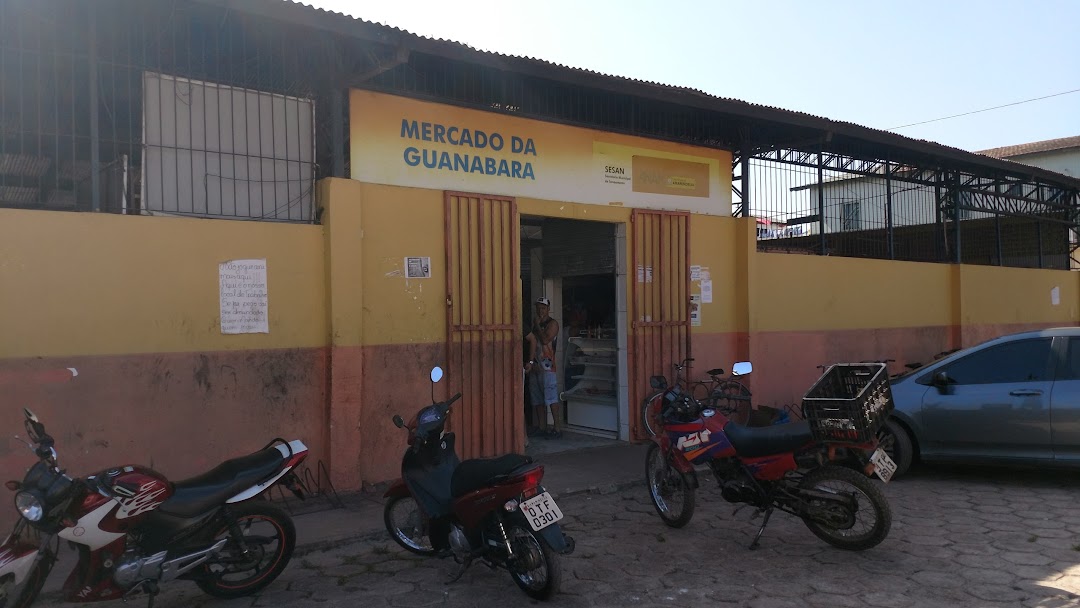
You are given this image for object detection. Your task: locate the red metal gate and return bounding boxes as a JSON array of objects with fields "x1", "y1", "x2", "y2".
[
  {"x1": 629, "y1": 209, "x2": 692, "y2": 439},
  {"x1": 445, "y1": 192, "x2": 523, "y2": 460}
]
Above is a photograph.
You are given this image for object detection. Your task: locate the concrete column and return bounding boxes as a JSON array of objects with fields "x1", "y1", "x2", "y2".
[{"x1": 319, "y1": 178, "x2": 366, "y2": 490}]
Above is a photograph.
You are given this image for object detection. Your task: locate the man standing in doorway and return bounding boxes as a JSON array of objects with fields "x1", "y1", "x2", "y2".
[{"x1": 525, "y1": 296, "x2": 562, "y2": 440}]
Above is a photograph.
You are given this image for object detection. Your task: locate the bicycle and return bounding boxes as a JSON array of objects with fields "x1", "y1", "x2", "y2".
[
  {"x1": 640, "y1": 359, "x2": 755, "y2": 438},
  {"x1": 691, "y1": 366, "x2": 753, "y2": 421}
]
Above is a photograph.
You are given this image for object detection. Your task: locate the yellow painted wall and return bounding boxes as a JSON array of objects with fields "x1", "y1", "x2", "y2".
[
  {"x1": 321, "y1": 178, "x2": 365, "y2": 349},
  {"x1": 751, "y1": 253, "x2": 954, "y2": 332},
  {"x1": 689, "y1": 214, "x2": 741, "y2": 334},
  {"x1": 0, "y1": 209, "x2": 326, "y2": 359},
  {"x1": 959, "y1": 265, "x2": 1080, "y2": 326},
  {"x1": 355, "y1": 183, "x2": 447, "y2": 345}
]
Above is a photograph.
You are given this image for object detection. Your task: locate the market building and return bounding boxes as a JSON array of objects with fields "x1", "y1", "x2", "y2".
[{"x1": 2, "y1": 0, "x2": 1079, "y2": 496}]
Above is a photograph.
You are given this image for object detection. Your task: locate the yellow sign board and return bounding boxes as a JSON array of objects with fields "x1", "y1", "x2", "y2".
[{"x1": 350, "y1": 90, "x2": 732, "y2": 214}]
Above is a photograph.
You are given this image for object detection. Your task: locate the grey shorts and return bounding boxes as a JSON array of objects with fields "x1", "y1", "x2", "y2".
[{"x1": 529, "y1": 370, "x2": 559, "y2": 406}]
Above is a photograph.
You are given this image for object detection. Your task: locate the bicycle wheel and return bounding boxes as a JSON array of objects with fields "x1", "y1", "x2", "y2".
[
  {"x1": 641, "y1": 392, "x2": 664, "y2": 438},
  {"x1": 709, "y1": 380, "x2": 752, "y2": 421}
]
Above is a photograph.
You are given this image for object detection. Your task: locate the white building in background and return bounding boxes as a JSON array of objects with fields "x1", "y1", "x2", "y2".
[
  {"x1": 978, "y1": 135, "x2": 1080, "y2": 178},
  {"x1": 786, "y1": 135, "x2": 1080, "y2": 235}
]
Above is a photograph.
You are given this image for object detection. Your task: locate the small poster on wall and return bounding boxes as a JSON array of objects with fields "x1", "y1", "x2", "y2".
[
  {"x1": 690, "y1": 294, "x2": 702, "y2": 327},
  {"x1": 701, "y1": 280, "x2": 713, "y2": 304},
  {"x1": 406, "y1": 257, "x2": 432, "y2": 279},
  {"x1": 219, "y1": 259, "x2": 269, "y2": 334}
]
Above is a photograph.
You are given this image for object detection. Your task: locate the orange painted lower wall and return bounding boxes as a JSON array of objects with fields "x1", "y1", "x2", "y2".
[
  {"x1": 0, "y1": 347, "x2": 329, "y2": 527},
  {"x1": 354, "y1": 342, "x2": 444, "y2": 487}
]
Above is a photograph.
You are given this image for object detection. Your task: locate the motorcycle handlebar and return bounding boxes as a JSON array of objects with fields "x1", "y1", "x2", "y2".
[{"x1": 444, "y1": 393, "x2": 462, "y2": 409}]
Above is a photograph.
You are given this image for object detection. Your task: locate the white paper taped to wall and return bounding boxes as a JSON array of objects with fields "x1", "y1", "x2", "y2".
[{"x1": 1052, "y1": 286, "x2": 1061, "y2": 306}]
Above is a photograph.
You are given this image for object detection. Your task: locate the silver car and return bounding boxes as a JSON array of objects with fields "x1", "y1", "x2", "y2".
[{"x1": 882, "y1": 327, "x2": 1080, "y2": 478}]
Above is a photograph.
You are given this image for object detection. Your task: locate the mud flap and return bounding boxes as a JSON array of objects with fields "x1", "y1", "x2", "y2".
[{"x1": 536, "y1": 522, "x2": 575, "y2": 555}]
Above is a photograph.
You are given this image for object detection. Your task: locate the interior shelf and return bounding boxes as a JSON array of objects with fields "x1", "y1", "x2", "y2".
[{"x1": 563, "y1": 336, "x2": 618, "y2": 433}]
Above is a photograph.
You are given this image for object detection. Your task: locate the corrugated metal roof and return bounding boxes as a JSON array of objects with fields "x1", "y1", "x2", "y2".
[
  {"x1": 978, "y1": 135, "x2": 1080, "y2": 160},
  {"x1": 191, "y1": 0, "x2": 1080, "y2": 189}
]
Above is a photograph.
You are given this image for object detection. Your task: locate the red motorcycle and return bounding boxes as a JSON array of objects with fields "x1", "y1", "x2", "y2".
[
  {"x1": 642, "y1": 362, "x2": 896, "y2": 551},
  {"x1": 0, "y1": 408, "x2": 309, "y2": 608},
  {"x1": 382, "y1": 367, "x2": 574, "y2": 601}
]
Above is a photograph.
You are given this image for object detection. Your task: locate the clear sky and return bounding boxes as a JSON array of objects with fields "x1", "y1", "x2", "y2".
[{"x1": 306, "y1": 0, "x2": 1079, "y2": 153}]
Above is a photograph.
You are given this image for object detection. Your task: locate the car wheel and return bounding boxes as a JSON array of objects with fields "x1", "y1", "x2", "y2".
[{"x1": 878, "y1": 419, "x2": 913, "y2": 478}]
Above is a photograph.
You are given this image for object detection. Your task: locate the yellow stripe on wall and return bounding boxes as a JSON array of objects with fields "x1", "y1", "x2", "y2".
[{"x1": 0, "y1": 209, "x2": 327, "y2": 358}]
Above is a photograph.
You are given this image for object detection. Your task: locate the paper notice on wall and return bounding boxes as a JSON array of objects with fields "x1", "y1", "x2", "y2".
[
  {"x1": 405, "y1": 256, "x2": 432, "y2": 279},
  {"x1": 636, "y1": 264, "x2": 654, "y2": 283},
  {"x1": 690, "y1": 294, "x2": 702, "y2": 327},
  {"x1": 690, "y1": 265, "x2": 702, "y2": 281},
  {"x1": 701, "y1": 280, "x2": 713, "y2": 304},
  {"x1": 219, "y1": 259, "x2": 269, "y2": 334},
  {"x1": 1052, "y1": 286, "x2": 1061, "y2": 306},
  {"x1": 700, "y1": 269, "x2": 711, "y2": 281}
]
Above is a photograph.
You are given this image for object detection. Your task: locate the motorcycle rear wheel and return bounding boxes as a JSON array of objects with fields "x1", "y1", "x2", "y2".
[
  {"x1": 196, "y1": 501, "x2": 296, "y2": 599},
  {"x1": 506, "y1": 524, "x2": 561, "y2": 601},
  {"x1": 645, "y1": 444, "x2": 695, "y2": 528},
  {"x1": 799, "y1": 465, "x2": 892, "y2": 551}
]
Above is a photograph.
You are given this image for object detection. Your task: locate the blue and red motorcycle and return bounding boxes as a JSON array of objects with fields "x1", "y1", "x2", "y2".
[{"x1": 641, "y1": 360, "x2": 895, "y2": 551}]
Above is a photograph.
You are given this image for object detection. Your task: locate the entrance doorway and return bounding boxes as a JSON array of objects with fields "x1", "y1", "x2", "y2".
[{"x1": 521, "y1": 216, "x2": 627, "y2": 456}]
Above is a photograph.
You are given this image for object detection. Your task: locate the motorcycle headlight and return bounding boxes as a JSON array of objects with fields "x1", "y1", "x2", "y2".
[{"x1": 15, "y1": 491, "x2": 43, "y2": 522}]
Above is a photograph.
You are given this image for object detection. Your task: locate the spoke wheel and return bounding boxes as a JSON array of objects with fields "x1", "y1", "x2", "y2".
[
  {"x1": 644, "y1": 443, "x2": 695, "y2": 528},
  {"x1": 799, "y1": 466, "x2": 891, "y2": 551},
  {"x1": 384, "y1": 495, "x2": 436, "y2": 555}
]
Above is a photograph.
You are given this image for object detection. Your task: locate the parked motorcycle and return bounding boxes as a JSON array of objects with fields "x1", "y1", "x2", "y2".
[
  {"x1": 383, "y1": 367, "x2": 574, "y2": 600},
  {"x1": 643, "y1": 361, "x2": 896, "y2": 551},
  {"x1": 0, "y1": 408, "x2": 309, "y2": 608}
]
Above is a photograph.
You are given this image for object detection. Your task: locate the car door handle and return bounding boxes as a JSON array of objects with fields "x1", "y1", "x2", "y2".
[{"x1": 1009, "y1": 390, "x2": 1043, "y2": 397}]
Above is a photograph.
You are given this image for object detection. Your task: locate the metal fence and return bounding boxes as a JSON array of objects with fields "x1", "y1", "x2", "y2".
[
  {"x1": 735, "y1": 147, "x2": 1080, "y2": 269},
  {"x1": 0, "y1": 0, "x2": 342, "y2": 221}
]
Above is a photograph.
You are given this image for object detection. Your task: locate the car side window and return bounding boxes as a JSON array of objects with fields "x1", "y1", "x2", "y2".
[
  {"x1": 1061, "y1": 338, "x2": 1080, "y2": 381},
  {"x1": 942, "y1": 338, "x2": 1052, "y2": 385}
]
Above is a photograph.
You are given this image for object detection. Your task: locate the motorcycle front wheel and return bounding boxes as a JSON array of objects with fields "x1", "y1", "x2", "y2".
[
  {"x1": 0, "y1": 551, "x2": 52, "y2": 608},
  {"x1": 506, "y1": 524, "x2": 561, "y2": 601},
  {"x1": 644, "y1": 443, "x2": 695, "y2": 528},
  {"x1": 384, "y1": 495, "x2": 436, "y2": 555},
  {"x1": 196, "y1": 501, "x2": 296, "y2": 599},
  {"x1": 799, "y1": 465, "x2": 892, "y2": 551}
]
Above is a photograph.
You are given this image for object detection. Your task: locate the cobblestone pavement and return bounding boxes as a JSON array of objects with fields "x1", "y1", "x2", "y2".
[{"x1": 35, "y1": 464, "x2": 1080, "y2": 608}]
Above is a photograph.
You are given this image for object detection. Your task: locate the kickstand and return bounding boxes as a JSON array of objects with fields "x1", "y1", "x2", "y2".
[
  {"x1": 748, "y1": 507, "x2": 774, "y2": 551},
  {"x1": 145, "y1": 581, "x2": 160, "y2": 608},
  {"x1": 446, "y1": 557, "x2": 472, "y2": 584}
]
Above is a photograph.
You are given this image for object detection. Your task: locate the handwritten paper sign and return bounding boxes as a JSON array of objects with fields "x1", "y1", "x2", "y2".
[{"x1": 219, "y1": 259, "x2": 269, "y2": 334}]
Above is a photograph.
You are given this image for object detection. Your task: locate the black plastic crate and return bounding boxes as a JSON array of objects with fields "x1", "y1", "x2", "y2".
[{"x1": 802, "y1": 363, "x2": 895, "y2": 444}]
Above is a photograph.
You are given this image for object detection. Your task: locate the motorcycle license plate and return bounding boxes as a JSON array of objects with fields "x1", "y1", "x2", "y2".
[
  {"x1": 521, "y1": 492, "x2": 564, "y2": 532},
  {"x1": 870, "y1": 448, "x2": 897, "y2": 483}
]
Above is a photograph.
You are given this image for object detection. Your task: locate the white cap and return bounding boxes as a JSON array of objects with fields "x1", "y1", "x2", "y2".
[{"x1": 535, "y1": 296, "x2": 551, "y2": 306}]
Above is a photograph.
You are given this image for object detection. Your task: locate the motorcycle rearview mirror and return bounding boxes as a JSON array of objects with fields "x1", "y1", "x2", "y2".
[
  {"x1": 393, "y1": 415, "x2": 405, "y2": 429},
  {"x1": 429, "y1": 366, "x2": 444, "y2": 404},
  {"x1": 732, "y1": 362, "x2": 753, "y2": 377}
]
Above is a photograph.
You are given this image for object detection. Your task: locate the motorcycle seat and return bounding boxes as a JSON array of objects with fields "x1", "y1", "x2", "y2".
[
  {"x1": 450, "y1": 454, "x2": 533, "y2": 498},
  {"x1": 723, "y1": 420, "x2": 813, "y2": 458},
  {"x1": 158, "y1": 448, "x2": 284, "y2": 518}
]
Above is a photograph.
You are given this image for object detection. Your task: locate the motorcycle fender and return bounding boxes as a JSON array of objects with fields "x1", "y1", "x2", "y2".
[
  {"x1": 383, "y1": 478, "x2": 411, "y2": 499},
  {"x1": 665, "y1": 448, "x2": 698, "y2": 484},
  {"x1": 536, "y1": 522, "x2": 575, "y2": 555},
  {"x1": 0, "y1": 536, "x2": 40, "y2": 585}
]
